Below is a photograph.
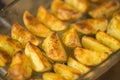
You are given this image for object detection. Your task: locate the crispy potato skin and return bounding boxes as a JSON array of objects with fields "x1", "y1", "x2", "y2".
[
  {"x1": 7, "y1": 51, "x2": 32, "y2": 80},
  {"x1": 96, "y1": 31, "x2": 120, "y2": 52},
  {"x1": 54, "y1": 63, "x2": 80, "y2": 80},
  {"x1": 42, "y1": 32, "x2": 67, "y2": 62},
  {"x1": 42, "y1": 72, "x2": 66, "y2": 80},
  {"x1": 23, "y1": 11, "x2": 53, "y2": 38},
  {"x1": 67, "y1": 57, "x2": 90, "y2": 74},
  {"x1": 62, "y1": 27, "x2": 81, "y2": 48},
  {"x1": 37, "y1": 6, "x2": 67, "y2": 31},
  {"x1": 12, "y1": 23, "x2": 42, "y2": 47},
  {"x1": 82, "y1": 36, "x2": 112, "y2": 54},
  {"x1": 65, "y1": 0, "x2": 88, "y2": 13},
  {"x1": 51, "y1": 0, "x2": 82, "y2": 21},
  {"x1": 74, "y1": 47, "x2": 108, "y2": 66},
  {"x1": 0, "y1": 35, "x2": 22, "y2": 57},
  {"x1": 25, "y1": 42, "x2": 52, "y2": 72},
  {"x1": 72, "y1": 18, "x2": 108, "y2": 35},
  {"x1": 89, "y1": 0, "x2": 120, "y2": 18}
]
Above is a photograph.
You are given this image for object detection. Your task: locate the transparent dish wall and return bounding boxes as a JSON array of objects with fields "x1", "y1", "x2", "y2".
[{"x1": 0, "y1": 0, "x2": 120, "y2": 80}]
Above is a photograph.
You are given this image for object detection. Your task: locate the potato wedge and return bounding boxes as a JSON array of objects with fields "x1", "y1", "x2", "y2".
[
  {"x1": 62, "y1": 27, "x2": 81, "y2": 48},
  {"x1": 0, "y1": 35, "x2": 22, "y2": 57},
  {"x1": 25, "y1": 42, "x2": 52, "y2": 72},
  {"x1": 7, "y1": 50, "x2": 32, "y2": 80},
  {"x1": 67, "y1": 57, "x2": 90, "y2": 74},
  {"x1": 42, "y1": 32, "x2": 67, "y2": 62},
  {"x1": 37, "y1": 6, "x2": 67, "y2": 31},
  {"x1": 89, "y1": 0, "x2": 120, "y2": 18},
  {"x1": 11, "y1": 23, "x2": 42, "y2": 47},
  {"x1": 51, "y1": 0, "x2": 82, "y2": 21},
  {"x1": 71, "y1": 18, "x2": 108, "y2": 35},
  {"x1": 96, "y1": 31, "x2": 120, "y2": 52},
  {"x1": 107, "y1": 12, "x2": 120, "y2": 41},
  {"x1": 23, "y1": 11, "x2": 53, "y2": 38},
  {"x1": 0, "y1": 49, "x2": 11, "y2": 67},
  {"x1": 42, "y1": 72, "x2": 66, "y2": 80},
  {"x1": 54, "y1": 63, "x2": 80, "y2": 80},
  {"x1": 82, "y1": 36, "x2": 112, "y2": 54},
  {"x1": 74, "y1": 47, "x2": 108, "y2": 66},
  {"x1": 65, "y1": 0, "x2": 88, "y2": 13}
]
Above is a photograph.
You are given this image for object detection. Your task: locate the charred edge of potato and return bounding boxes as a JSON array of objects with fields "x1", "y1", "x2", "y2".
[
  {"x1": 12, "y1": 23, "x2": 42, "y2": 47},
  {"x1": 23, "y1": 10, "x2": 53, "y2": 38}
]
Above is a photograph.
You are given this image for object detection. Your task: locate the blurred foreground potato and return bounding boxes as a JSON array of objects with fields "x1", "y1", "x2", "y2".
[
  {"x1": 42, "y1": 72, "x2": 66, "y2": 80},
  {"x1": 54, "y1": 63, "x2": 80, "y2": 80},
  {"x1": 71, "y1": 18, "x2": 108, "y2": 35},
  {"x1": 96, "y1": 31, "x2": 120, "y2": 52},
  {"x1": 7, "y1": 51, "x2": 32, "y2": 80},
  {"x1": 62, "y1": 27, "x2": 81, "y2": 48},
  {"x1": 67, "y1": 57, "x2": 90, "y2": 74},
  {"x1": 51, "y1": 0, "x2": 82, "y2": 21},
  {"x1": 23, "y1": 11, "x2": 53, "y2": 38},
  {"x1": 74, "y1": 47, "x2": 108, "y2": 66},
  {"x1": 0, "y1": 35, "x2": 22, "y2": 57},
  {"x1": 89, "y1": 0, "x2": 120, "y2": 18},
  {"x1": 65, "y1": 0, "x2": 88, "y2": 13},
  {"x1": 11, "y1": 23, "x2": 42, "y2": 47},
  {"x1": 107, "y1": 11, "x2": 120, "y2": 41},
  {"x1": 82, "y1": 36, "x2": 112, "y2": 54},
  {"x1": 25, "y1": 42, "x2": 52, "y2": 72},
  {"x1": 37, "y1": 6, "x2": 67, "y2": 31}
]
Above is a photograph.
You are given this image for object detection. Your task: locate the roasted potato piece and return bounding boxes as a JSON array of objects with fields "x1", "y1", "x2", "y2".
[
  {"x1": 74, "y1": 47, "x2": 108, "y2": 66},
  {"x1": 67, "y1": 57, "x2": 90, "y2": 74},
  {"x1": 62, "y1": 27, "x2": 81, "y2": 48},
  {"x1": 96, "y1": 31, "x2": 120, "y2": 52},
  {"x1": 51, "y1": 0, "x2": 82, "y2": 21},
  {"x1": 71, "y1": 18, "x2": 108, "y2": 35},
  {"x1": 89, "y1": 0, "x2": 108, "y2": 3},
  {"x1": 0, "y1": 35, "x2": 22, "y2": 57},
  {"x1": 0, "y1": 49, "x2": 11, "y2": 67},
  {"x1": 42, "y1": 72, "x2": 66, "y2": 80},
  {"x1": 65, "y1": 0, "x2": 88, "y2": 13},
  {"x1": 11, "y1": 23, "x2": 42, "y2": 47},
  {"x1": 89, "y1": 0, "x2": 120, "y2": 18},
  {"x1": 37, "y1": 6, "x2": 67, "y2": 31},
  {"x1": 23, "y1": 11, "x2": 53, "y2": 38},
  {"x1": 42, "y1": 32, "x2": 67, "y2": 62},
  {"x1": 82, "y1": 36, "x2": 112, "y2": 54},
  {"x1": 54, "y1": 63, "x2": 80, "y2": 80},
  {"x1": 7, "y1": 51, "x2": 32, "y2": 80},
  {"x1": 107, "y1": 12, "x2": 120, "y2": 41},
  {"x1": 25, "y1": 42, "x2": 52, "y2": 72}
]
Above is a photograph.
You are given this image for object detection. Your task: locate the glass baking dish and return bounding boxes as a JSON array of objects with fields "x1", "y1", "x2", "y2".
[{"x1": 0, "y1": 0, "x2": 120, "y2": 80}]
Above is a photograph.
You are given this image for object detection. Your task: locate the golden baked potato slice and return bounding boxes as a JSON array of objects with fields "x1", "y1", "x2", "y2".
[
  {"x1": 74, "y1": 47, "x2": 108, "y2": 66},
  {"x1": 67, "y1": 57, "x2": 90, "y2": 74},
  {"x1": 7, "y1": 50, "x2": 32, "y2": 80},
  {"x1": 25, "y1": 42, "x2": 52, "y2": 72},
  {"x1": 51, "y1": 0, "x2": 82, "y2": 21},
  {"x1": 0, "y1": 49, "x2": 11, "y2": 67},
  {"x1": 107, "y1": 12, "x2": 120, "y2": 41},
  {"x1": 0, "y1": 35, "x2": 22, "y2": 57},
  {"x1": 71, "y1": 18, "x2": 108, "y2": 35},
  {"x1": 62, "y1": 27, "x2": 81, "y2": 48},
  {"x1": 42, "y1": 32, "x2": 67, "y2": 62},
  {"x1": 42, "y1": 72, "x2": 66, "y2": 80},
  {"x1": 54, "y1": 63, "x2": 80, "y2": 80},
  {"x1": 23, "y1": 11, "x2": 53, "y2": 38},
  {"x1": 82, "y1": 36, "x2": 112, "y2": 54},
  {"x1": 96, "y1": 31, "x2": 120, "y2": 52},
  {"x1": 89, "y1": 0, "x2": 120, "y2": 18},
  {"x1": 65, "y1": 0, "x2": 88, "y2": 13},
  {"x1": 11, "y1": 23, "x2": 42, "y2": 47},
  {"x1": 37, "y1": 6, "x2": 67, "y2": 31}
]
